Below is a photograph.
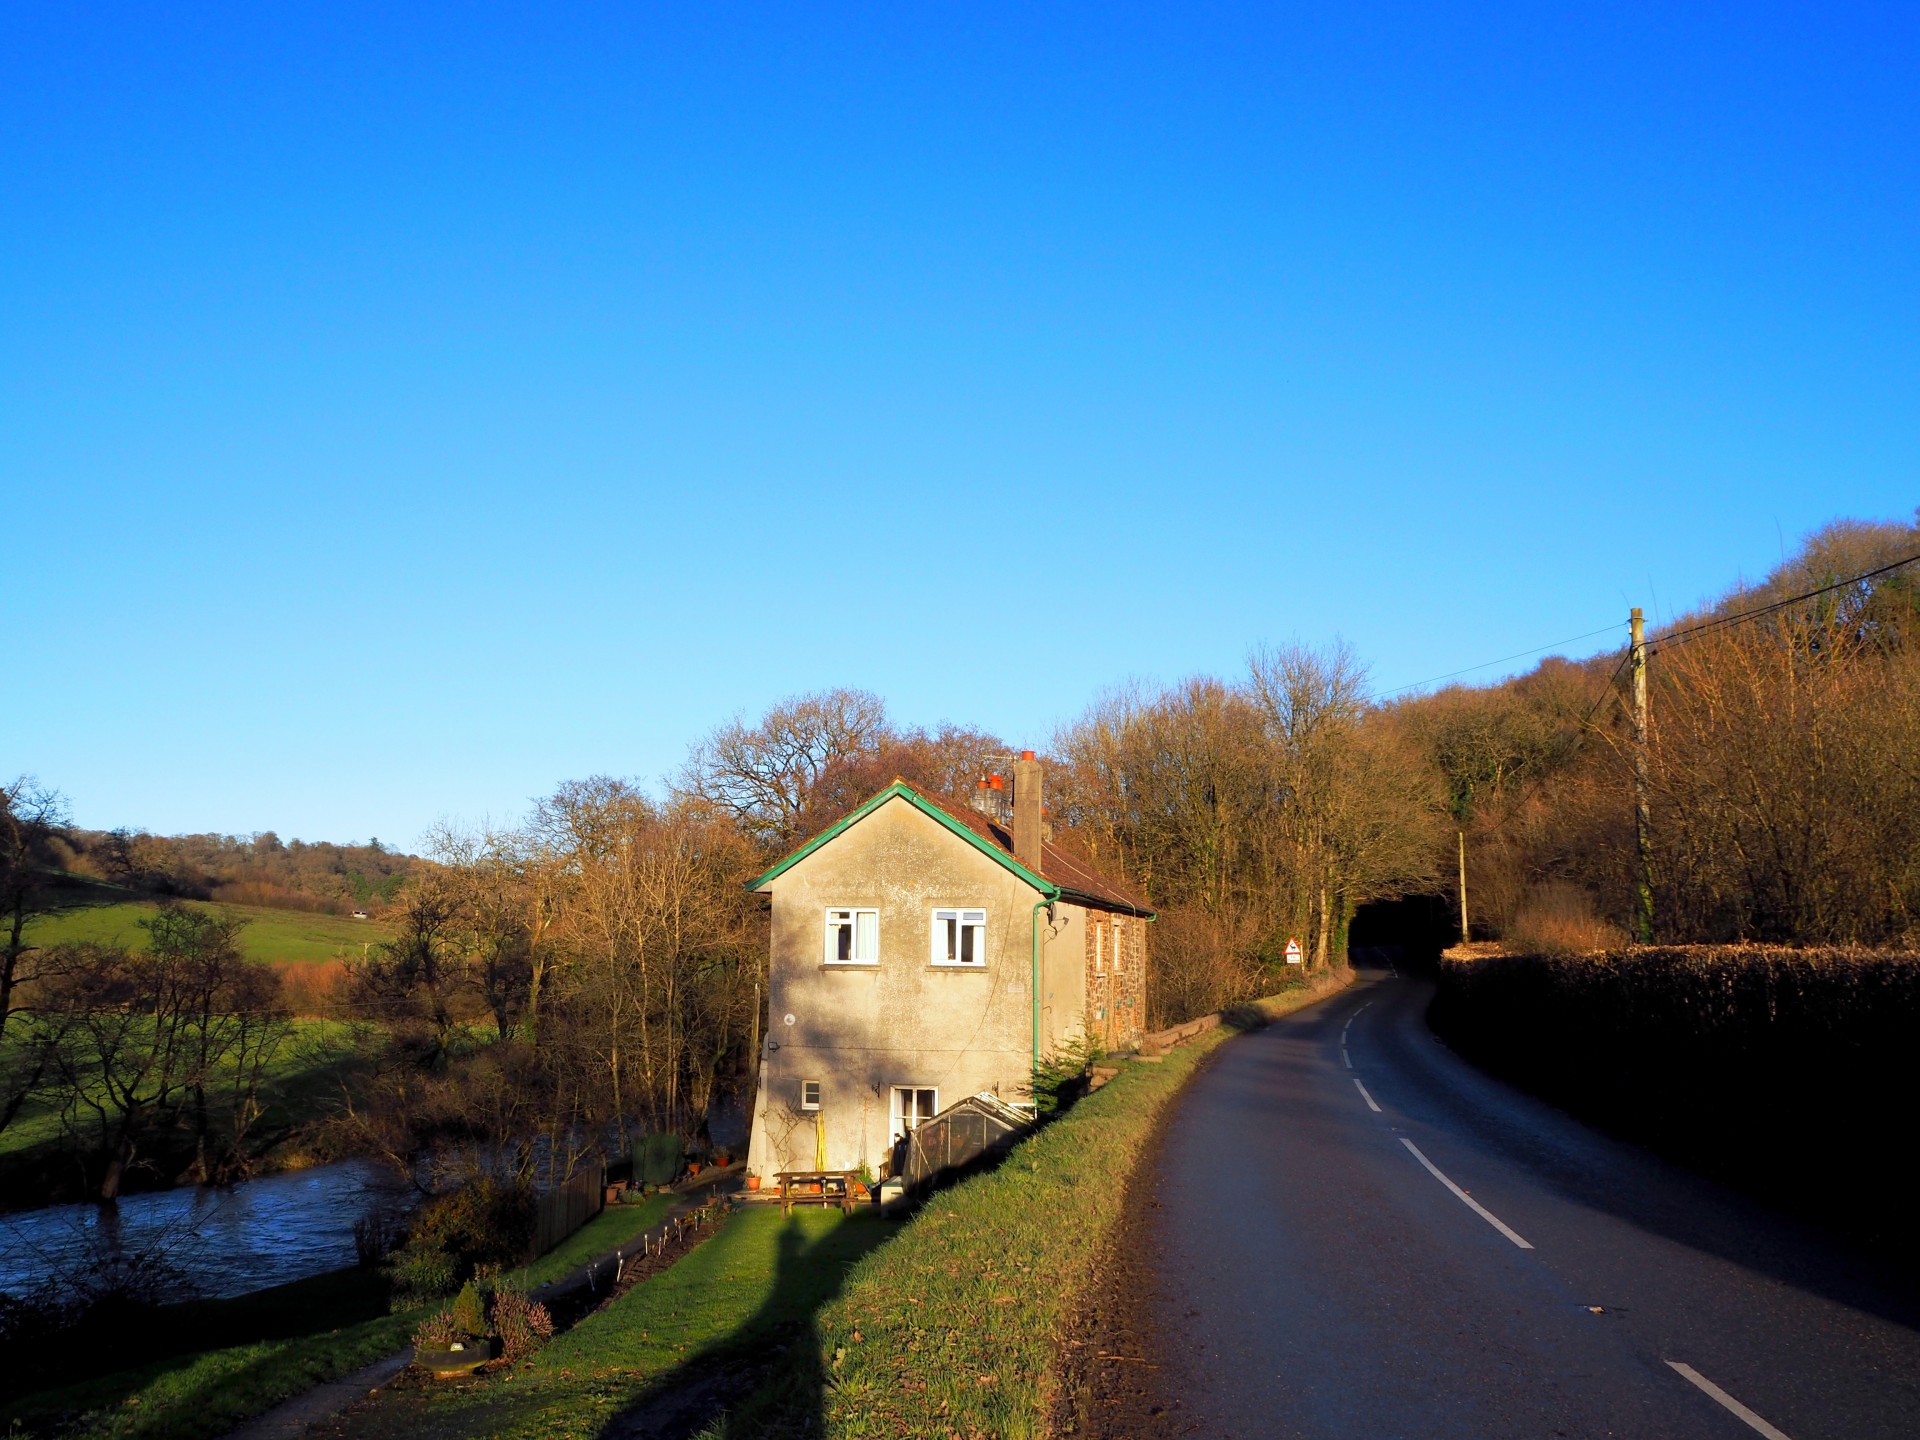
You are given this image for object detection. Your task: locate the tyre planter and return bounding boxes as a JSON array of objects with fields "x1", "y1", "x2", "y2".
[{"x1": 414, "y1": 1340, "x2": 494, "y2": 1377}]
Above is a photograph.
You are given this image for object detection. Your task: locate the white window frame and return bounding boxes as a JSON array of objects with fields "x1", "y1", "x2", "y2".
[
  {"x1": 824, "y1": 907, "x2": 880, "y2": 966},
  {"x1": 888, "y1": 1085, "x2": 939, "y2": 1144},
  {"x1": 800, "y1": 1079, "x2": 821, "y2": 1111},
  {"x1": 930, "y1": 907, "x2": 988, "y2": 967}
]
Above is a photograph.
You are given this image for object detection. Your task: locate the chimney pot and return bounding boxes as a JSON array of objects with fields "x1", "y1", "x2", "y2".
[{"x1": 1021, "y1": 749, "x2": 1036, "y2": 761}]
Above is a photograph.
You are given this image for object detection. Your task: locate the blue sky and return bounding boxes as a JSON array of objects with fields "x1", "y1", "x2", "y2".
[{"x1": 5, "y1": 3, "x2": 1916, "y2": 845}]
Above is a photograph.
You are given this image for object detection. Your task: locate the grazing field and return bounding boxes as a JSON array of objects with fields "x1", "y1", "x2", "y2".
[
  {"x1": 24, "y1": 899, "x2": 394, "y2": 966},
  {"x1": 0, "y1": 1020, "x2": 365, "y2": 1203}
]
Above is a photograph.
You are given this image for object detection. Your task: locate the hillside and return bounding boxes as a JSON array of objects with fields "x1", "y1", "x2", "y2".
[{"x1": 25, "y1": 891, "x2": 396, "y2": 967}]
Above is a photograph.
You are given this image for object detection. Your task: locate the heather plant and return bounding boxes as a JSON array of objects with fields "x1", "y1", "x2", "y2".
[
  {"x1": 411, "y1": 1308, "x2": 463, "y2": 1351},
  {"x1": 488, "y1": 1284, "x2": 554, "y2": 1361}
]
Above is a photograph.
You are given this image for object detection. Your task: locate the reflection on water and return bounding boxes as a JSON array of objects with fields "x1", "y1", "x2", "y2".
[{"x1": 0, "y1": 1159, "x2": 411, "y2": 1301}]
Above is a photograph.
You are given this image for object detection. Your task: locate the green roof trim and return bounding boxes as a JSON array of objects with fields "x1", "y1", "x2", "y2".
[{"x1": 744, "y1": 782, "x2": 1060, "y2": 899}]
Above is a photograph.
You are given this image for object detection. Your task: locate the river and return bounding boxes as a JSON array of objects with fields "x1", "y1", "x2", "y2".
[{"x1": 0, "y1": 1158, "x2": 412, "y2": 1302}]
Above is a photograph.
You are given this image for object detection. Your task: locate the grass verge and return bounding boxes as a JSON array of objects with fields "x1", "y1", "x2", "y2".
[{"x1": 712, "y1": 967, "x2": 1354, "y2": 1439}]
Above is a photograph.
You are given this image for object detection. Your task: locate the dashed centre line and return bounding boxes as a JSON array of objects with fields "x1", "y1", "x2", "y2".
[
  {"x1": 1666, "y1": 1363, "x2": 1793, "y2": 1439},
  {"x1": 1353, "y1": 1078, "x2": 1381, "y2": 1112},
  {"x1": 1399, "y1": 1139, "x2": 1534, "y2": 1250}
]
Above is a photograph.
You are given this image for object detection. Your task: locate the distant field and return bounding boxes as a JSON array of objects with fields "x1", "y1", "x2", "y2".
[{"x1": 25, "y1": 899, "x2": 395, "y2": 967}]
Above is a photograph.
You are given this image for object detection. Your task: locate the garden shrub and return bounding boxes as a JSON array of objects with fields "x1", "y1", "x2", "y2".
[
  {"x1": 385, "y1": 1178, "x2": 536, "y2": 1308},
  {"x1": 449, "y1": 1280, "x2": 487, "y2": 1339},
  {"x1": 411, "y1": 1308, "x2": 463, "y2": 1351},
  {"x1": 488, "y1": 1285, "x2": 554, "y2": 1361}
]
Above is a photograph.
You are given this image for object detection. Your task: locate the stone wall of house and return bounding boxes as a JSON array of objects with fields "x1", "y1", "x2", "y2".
[{"x1": 1082, "y1": 909, "x2": 1147, "y2": 1051}]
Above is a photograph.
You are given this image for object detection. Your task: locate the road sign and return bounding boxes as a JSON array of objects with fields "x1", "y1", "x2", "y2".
[{"x1": 1284, "y1": 937, "x2": 1302, "y2": 964}]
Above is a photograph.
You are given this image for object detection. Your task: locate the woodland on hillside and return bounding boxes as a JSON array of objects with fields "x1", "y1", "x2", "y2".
[
  {"x1": 4, "y1": 512, "x2": 1916, "y2": 1203},
  {"x1": 1409, "y1": 514, "x2": 1920, "y2": 952}
]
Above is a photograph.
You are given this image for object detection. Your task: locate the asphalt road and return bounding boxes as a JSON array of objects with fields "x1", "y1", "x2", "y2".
[{"x1": 1146, "y1": 951, "x2": 1920, "y2": 1438}]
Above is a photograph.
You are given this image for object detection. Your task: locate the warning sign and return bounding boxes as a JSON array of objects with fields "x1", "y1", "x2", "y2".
[{"x1": 1284, "y1": 937, "x2": 1303, "y2": 965}]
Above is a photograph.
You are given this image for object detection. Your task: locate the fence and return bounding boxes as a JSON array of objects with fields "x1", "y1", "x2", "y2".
[{"x1": 530, "y1": 1158, "x2": 605, "y2": 1260}]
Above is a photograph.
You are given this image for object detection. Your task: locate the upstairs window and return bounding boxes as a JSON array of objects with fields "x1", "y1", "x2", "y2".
[
  {"x1": 800, "y1": 1079, "x2": 821, "y2": 1111},
  {"x1": 931, "y1": 908, "x2": 987, "y2": 966},
  {"x1": 825, "y1": 908, "x2": 879, "y2": 965}
]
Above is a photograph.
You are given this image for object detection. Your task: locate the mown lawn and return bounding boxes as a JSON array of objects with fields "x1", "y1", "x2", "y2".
[
  {"x1": 320, "y1": 1206, "x2": 893, "y2": 1440},
  {"x1": 25, "y1": 899, "x2": 394, "y2": 966},
  {"x1": 506, "y1": 1192, "x2": 678, "y2": 1290}
]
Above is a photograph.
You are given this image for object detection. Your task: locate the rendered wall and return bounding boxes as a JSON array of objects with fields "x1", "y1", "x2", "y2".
[{"x1": 745, "y1": 797, "x2": 1089, "y2": 1177}]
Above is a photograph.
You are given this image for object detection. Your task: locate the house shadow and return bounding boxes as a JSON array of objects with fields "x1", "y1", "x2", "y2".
[{"x1": 595, "y1": 1210, "x2": 884, "y2": 1440}]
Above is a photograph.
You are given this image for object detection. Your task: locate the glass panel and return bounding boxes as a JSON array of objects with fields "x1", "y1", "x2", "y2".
[
  {"x1": 855, "y1": 909, "x2": 879, "y2": 962},
  {"x1": 959, "y1": 922, "x2": 975, "y2": 964},
  {"x1": 835, "y1": 919, "x2": 852, "y2": 962}
]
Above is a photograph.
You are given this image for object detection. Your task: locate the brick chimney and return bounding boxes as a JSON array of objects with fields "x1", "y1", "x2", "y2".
[{"x1": 1012, "y1": 750, "x2": 1044, "y2": 872}]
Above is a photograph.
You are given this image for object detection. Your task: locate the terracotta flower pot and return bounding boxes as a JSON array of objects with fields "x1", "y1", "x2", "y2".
[{"x1": 746, "y1": 1175, "x2": 762, "y2": 1191}]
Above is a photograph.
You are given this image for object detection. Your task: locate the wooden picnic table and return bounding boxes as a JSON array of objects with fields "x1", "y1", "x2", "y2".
[{"x1": 774, "y1": 1168, "x2": 860, "y2": 1215}]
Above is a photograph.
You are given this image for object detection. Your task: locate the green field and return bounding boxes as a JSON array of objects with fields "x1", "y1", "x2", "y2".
[
  {"x1": 25, "y1": 899, "x2": 395, "y2": 966},
  {"x1": 0, "y1": 1020, "x2": 365, "y2": 1194}
]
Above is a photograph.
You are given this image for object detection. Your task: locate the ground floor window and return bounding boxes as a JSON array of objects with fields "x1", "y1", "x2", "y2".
[
  {"x1": 889, "y1": 1085, "x2": 938, "y2": 1143},
  {"x1": 800, "y1": 1079, "x2": 821, "y2": 1110}
]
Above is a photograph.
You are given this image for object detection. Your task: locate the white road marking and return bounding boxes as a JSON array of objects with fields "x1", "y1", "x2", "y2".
[
  {"x1": 1666, "y1": 1363, "x2": 1793, "y2": 1439},
  {"x1": 1342, "y1": 1048, "x2": 1352, "y2": 1069},
  {"x1": 1399, "y1": 1139, "x2": 1534, "y2": 1250},
  {"x1": 1354, "y1": 1078, "x2": 1381, "y2": 1112}
]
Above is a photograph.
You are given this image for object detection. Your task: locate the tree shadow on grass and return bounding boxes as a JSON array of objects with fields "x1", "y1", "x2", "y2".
[{"x1": 597, "y1": 1212, "x2": 885, "y2": 1440}]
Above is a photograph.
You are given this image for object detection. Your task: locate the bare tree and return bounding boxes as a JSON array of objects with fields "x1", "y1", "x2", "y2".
[
  {"x1": 678, "y1": 688, "x2": 891, "y2": 847},
  {"x1": 1, "y1": 777, "x2": 70, "y2": 1136}
]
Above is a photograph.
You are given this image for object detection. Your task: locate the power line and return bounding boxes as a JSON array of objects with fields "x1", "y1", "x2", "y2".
[
  {"x1": 1645, "y1": 550, "x2": 1920, "y2": 656},
  {"x1": 1373, "y1": 623, "x2": 1624, "y2": 700},
  {"x1": 1577, "y1": 648, "x2": 1634, "y2": 731}
]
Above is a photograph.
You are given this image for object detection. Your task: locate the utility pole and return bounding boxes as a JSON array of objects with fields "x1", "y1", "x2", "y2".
[
  {"x1": 1456, "y1": 830, "x2": 1470, "y2": 946},
  {"x1": 1630, "y1": 607, "x2": 1655, "y2": 943}
]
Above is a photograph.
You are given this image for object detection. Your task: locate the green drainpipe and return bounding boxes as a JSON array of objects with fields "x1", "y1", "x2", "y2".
[{"x1": 1030, "y1": 891, "x2": 1060, "y2": 1091}]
